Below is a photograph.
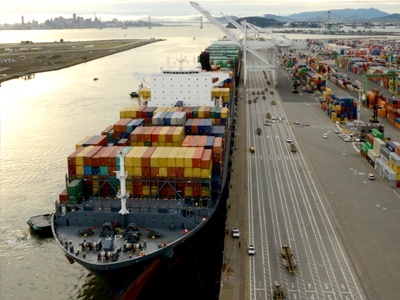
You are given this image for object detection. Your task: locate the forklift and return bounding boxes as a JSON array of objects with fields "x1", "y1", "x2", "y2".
[{"x1": 370, "y1": 104, "x2": 382, "y2": 123}]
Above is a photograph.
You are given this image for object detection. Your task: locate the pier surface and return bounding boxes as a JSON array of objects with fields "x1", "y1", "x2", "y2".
[{"x1": 220, "y1": 61, "x2": 400, "y2": 300}]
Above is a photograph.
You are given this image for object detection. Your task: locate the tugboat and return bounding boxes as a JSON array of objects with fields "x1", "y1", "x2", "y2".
[{"x1": 27, "y1": 214, "x2": 53, "y2": 235}]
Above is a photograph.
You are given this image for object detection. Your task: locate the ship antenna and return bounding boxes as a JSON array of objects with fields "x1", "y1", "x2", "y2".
[{"x1": 116, "y1": 148, "x2": 130, "y2": 217}]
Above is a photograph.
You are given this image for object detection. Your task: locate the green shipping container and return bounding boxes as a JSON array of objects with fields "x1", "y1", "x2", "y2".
[
  {"x1": 100, "y1": 166, "x2": 109, "y2": 176},
  {"x1": 210, "y1": 107, "x2": 216, "y2": 118},
  {"x1": 67, "y1": 179, "x2": 82, "y2": 196},
  {"x1": 371, "y1": 129, "x2": 383, "y2": 140},
  {"x1": 68, "y1": 191, "x2": 83, "y2": 204},
  {"x1": 193, "y1": 106, "x2": 199, "y2": 118},
  {"x1": 360, "y1": 142, "x2": 372, "y2": 154}
]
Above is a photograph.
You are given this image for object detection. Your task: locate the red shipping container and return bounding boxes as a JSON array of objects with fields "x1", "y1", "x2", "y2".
[
  {"x1": 151, "y1": 167, "x2": 159, "y2": 179},
  {"x1": 183, "y1": 107, "x2": 193, "y2": 119},
  {"x1": 92, "y1": 147, "x2": 108, "y2": 167},
  {"x1": 193, "y1": 147, "x2": 204, "y2": 168},
  {"x1": 176, "y1": 167, "x2": 185, "y2": 180},
  {"x1": 107, "y1": 147, "x2": 119, "y2": 167},
  {"x1": 135, "y1": 106, "x2": 145, "y2": 118},
  {"x1": 84, "y1": 146, "x2": 103, "y2": 166},
  {"x1": 192, "y1": 119, "x2": 200, "y2": 133},
  {"x1": 101, "y1": 125, "x2": 113, "y2": 135},
  {"x1": 212, "y1": 153, "x2": 222, "y2": 164},
  {"x1": 366, "y1": 133, "x2": 374, "y2": 145},
  {"x1": 68, "y1": 165, "x2": 76, "y2": 177},
  {"x1": 152, "y1": 126, "x2": 163, "y2": 142},
  {"x1": 166, "y1": 127, "x2": 176, "y2": 143},
  {"x1": 59, "y1": 188, "x2": 68, "y2": 204},
  {"x1": 204, "y1": 106, "x2": 211, "y2": 118},
  {"x1": 99, "y1": 147, "x2": 115, "y2": 166},
  {"x1": 91, "y1": 135, "x2": 108, "y2": 147},
  {"x1": 145, "y1": 127, "x2": 156, "y2": 142},
  {"x1": 108, "y1": 166, "x2": 116, "y2": 175},
  {"x1": 68, "y1": 147, "x2": 85, "y2": 166},
  {"x1": 130, "y1": 126, "x2": 142, "y2": 142},
  {"x1": 133, "y1": 188, "x2": 143, "y2": 196},
  {"x1": 142, "y1": 147, "x2": 156, "y2": 167},
  {"x1": 201, "y1": 149, "x2": 212, "y2": 169},
  {"x1": 142, "y1": 166, "x2": 151, "y2": 179},
  {"x1": 167, "y1": 167, "x2": 176, "y2": 179},
  {"x1": 117, "y1": 139, "x2": 129, "y2": 146},
  {"x1": 190, "y1": 135, "x2": 200, "y2": 147}
]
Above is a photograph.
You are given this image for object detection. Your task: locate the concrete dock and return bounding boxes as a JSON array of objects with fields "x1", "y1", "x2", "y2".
[{"x1": 220, "y1": 59, "x2": 400, "y2": 300}]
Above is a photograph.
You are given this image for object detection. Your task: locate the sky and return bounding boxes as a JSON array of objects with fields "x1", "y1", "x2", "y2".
[{"x1": 0, "y1": 0, "x2": 399, "y2": 24}]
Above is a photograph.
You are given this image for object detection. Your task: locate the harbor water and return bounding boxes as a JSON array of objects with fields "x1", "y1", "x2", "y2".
[{"x1": 1, "y1": 25, "x2": 400, "y2": 300}]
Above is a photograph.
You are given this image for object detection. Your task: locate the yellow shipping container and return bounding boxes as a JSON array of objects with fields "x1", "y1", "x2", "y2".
[
  {"x1": 159, "y1": 167, "x2": 168, "y2": 177},
  {"x1": 75, "y1": 146, "x2": 95, "y2": 165},
  {"x1": 126, "y1": 166, "x2": 134, "y2": 176},
  {"x1": 166, "y1": 142, "x2": 172, "y2": 147},
  {"x1": 133, "y1": 147, "x2": 148, "y2": 167},
  {"x1": 221, "y1": 107, "x2": 228, "y2": 118},
  {"x1": 143, "y1": 186, "x2": 150, "y2": 196},
  {"x1": 201, "y1": 166, "x2": 212, "y2": 178},
  {"x1": 76, "y1": 166, "x2": 85, "y2": 175},
  {"x1": 184, "y1": 168, "x2": 193, "y2": 177},
  {"x1": 184, "y1": 147, "x2": 196, "y2": 168},
  {"x1": 193, "y1": 168, "x2": 201, "y2": 178},
  {"x1": 168, "y1": 147, "x2": 180, "y2": 168},
  {"x1": 201, "y1": 190, "x2": 210, "y2": 197},
  {"x1": 176, "y1": 147, "x2": 188, "y2": 168},
  {"x1": 130, "y1": 142, "x2": 138, "y2": 147},
  {"x1": 93, "y1": 181, "x2": 99, "y2": 188},
  {"x1": 154, "y1": 107, "x2": 167, "y2": 113},
  {"x1": 138, "y1": 142, "x2": 145, "y2": 146},
  {"x1": 150, "y1": 147, "x2": 164, "y2": 167},
  {"x1": 76, "y1": 136, "x2": 92, "y2": 150},
  {"x1": 126, "y1": 147, "x2": 141, "y2": 166},
  {"x1": 159, "y1": 147, "x2": 172, "y2": 168},
  {"x1": 151, "y1": 188, "x2": 158, "y2": 196},
  {"x1": 133, "y1": 167, "x2": 142, "y2": 177},
  {"x1": 198, "y1": 106, "x2": 205, "y2": 118},
  {"x1": 127, "y1": 187, "x2": 133, "y2": 195},
  {"x1": 185, "y1": 187, "x2": 192, "y2": 197},
  {"x1": 173, "y1": 127, "x2": 184, "y2": 143},
  {"x1": 159, "y1": 127, "x2": 169, "y2": 143},
  {"x1": 152, "y1": 142, "x2": 159, "y2": 147}
]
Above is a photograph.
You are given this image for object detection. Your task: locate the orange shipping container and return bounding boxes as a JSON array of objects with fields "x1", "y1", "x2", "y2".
[
  {"x1": 213, "y1": 137, "x2": 223, "y2": 155},
  {"x1": 152, "y1": 126, "x2": 163, "y2": 142},
  {"x1": 193, "y1": 147, "x2": 204, "y2": 168},
  {"x1": 190, "y1": 136, "x2": 200, "y2": 147},
  {"x1": 201, "y1": 149, "x2": 212, "y2": 169},
  {"x1": 198, "y1": 136, "x2": 207, "y2": 148},
  {"x1": 182, "y1": 135, "x2": 193, "y2": 147}
]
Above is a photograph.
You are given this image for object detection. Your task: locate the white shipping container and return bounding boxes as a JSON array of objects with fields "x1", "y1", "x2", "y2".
[
  {"x1": 152, "y1": 111, "x2": 163, "y2": 126},
  {"x1": 383, "y1": 164, "x2": 397, "y2": 180},
  {"x1": 171, "y1": 112, "x2": 186, "y2": 126},
  {"x1": 373, "y1": 137, "x2": 385, "y2": 155},
  {"x1": 375, "y1": 157, "x2": 386, "y2": 176},
  {"x1": 368, "y1": 149, "x2": 379, "y2": 162},
  {"x1": 389, "y1": 152, "x2": 400, "y2": 167}
]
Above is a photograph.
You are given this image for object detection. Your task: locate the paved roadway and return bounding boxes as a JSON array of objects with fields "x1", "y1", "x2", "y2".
[{"x1": 246, "y1": 69, "x2": 365, "y2": 300}]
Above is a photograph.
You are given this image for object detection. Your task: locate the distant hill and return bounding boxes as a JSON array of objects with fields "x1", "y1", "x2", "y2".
[
  {"x1": 371, "y1": 13, "x2": 400, "y2": 22},
  {"x1": 226, "y1": 16, "x2": 284, "y2": 28},
  {"x1": 284, "y1": 8, "x2": 390, "y2": 21},
  {"x1": 215, "y1": 16, "x2": 238, "y2": 24},
  {"x1": 262, "y1": 14, "x2": 291, "y2": 22}
]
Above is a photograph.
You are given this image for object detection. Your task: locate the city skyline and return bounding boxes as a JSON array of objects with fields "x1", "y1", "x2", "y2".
[{"x1": 1, "y1": 0, "x2": 400, "y2": 25}]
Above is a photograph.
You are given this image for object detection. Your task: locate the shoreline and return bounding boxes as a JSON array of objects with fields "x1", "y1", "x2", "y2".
[{"x1": 0, "y1": 39, "x2": 164, "y2": 84}]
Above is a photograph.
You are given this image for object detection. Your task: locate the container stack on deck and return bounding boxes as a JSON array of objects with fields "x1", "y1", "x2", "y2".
[{"x1": 60, "y1": 102, "x2": 231, "y2": 203}]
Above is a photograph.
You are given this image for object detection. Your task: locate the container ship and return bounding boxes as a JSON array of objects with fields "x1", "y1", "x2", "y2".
[{"x1": 51, "y1": 40, "x2": 241, "y2": 298}]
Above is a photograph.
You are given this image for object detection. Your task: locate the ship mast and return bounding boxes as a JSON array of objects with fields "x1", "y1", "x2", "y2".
[{"x1": 116, "y1": 148, "x2": 129, "y2": 217}]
